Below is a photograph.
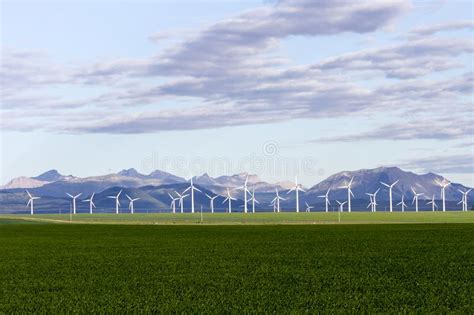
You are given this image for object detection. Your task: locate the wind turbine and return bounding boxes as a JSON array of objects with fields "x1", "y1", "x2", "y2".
[
  {"x1": 366, "y1": 193, "x2": 374, "y2": 212},
  {"x1": 365, "y1": 188, "x2": 380, "y2": 212},
  {"x1": 126, "y1": 194, "x2": 140, "y2": 214},
  {"x1": 176, "y1": 191, "x2": 189, "y2": 213},
  {"x1": 427, "y1": 194, "x2": 438, "y2": 212},
  {"x1": 168, "y1": 193, "x2": 179, "y2": 213},
  {"x1": 318, "y1": 189, "x2": 331, "y2": 213},
  {"x1": 184, "y1": 178, "x2": 202, "y2": 214},
  {"x1": 435, "y1": 179, "x2": 450, "y2": 212},
  {"x1": 339, "y1": 177, "x2": 354, "y2": 213},
  {"x1": 272, "y1": 188, "x2": 286, "y2": 213},
  {"x1": 270, "y1": 199, "x2": 277, "y2": 212},
  {"x1": 336, "y1": 200, "x2": 347, "y2": 212},
  {"x1": 249, "y1": 188, "x2": 259, "y2": 213},
  {"x1": 206, "y1": 193, "x2": 218, "y2": 213},
  {"x1": 458, "y1": 189, "x2": 472, "y2": 212},
  {"x1": 380, "y1": 180, "x2": 399, "y2": 212},
  {"x1": 411, "y1": 187, "x2": 424, "y2": 212},
  {"x1": 287, "y1": 176, "x2": 305, "y2": 213},
  {"x1": 236, "y1": 175, "x2": 251, "y2": 214},
  {"x1": 66, "y1": 192, "x2": 82, "y2": 215},
  {"x1": 397, "y1": 195, "x2": 407, "y2": 212},
  {"x1": 82, "y1": 193, "x2": 96, "y2": 214},
  {"x1": 107, "y1": 189, "x2": 122, "y2": 214},
  {"x1": 222, "y1": 188, "x2": 236, "y2": 213},
  {"x1": 305, "y1": 202, "x2": 314, "y2": 213},
  {"x1": 26, "y1": 190, "x2": 40, "y2": 215}
]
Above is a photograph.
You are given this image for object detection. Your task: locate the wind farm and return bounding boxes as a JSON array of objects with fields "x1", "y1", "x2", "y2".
[{"x1": 1, "y1": 166, "x2": 472, "y2": 217}]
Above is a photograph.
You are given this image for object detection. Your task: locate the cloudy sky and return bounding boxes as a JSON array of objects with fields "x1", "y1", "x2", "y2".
[{"x1": 1, "y1": 0, "x2": 473, "y2": 186}]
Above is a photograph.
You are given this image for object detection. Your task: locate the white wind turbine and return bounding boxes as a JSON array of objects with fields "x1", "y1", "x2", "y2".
[
  {"x1": 365, "y1": 188, "x2": 380, "y2": 212},
  {"x1": 366, "y1": 195, "x2": 378, "y2": 213},
  {"x1": 458, "y1": 189, "x2": 471, "y2": 212},
  {"x1": 272, "y1": 188, "x2": 286, "y2": 213},
  {"x1": 380, "y1": 180, "x2": 399, "y2": 212},
  {"x1": 305, "y1": 202, "x2": 314, "y2": 213},
  {"x1": 26, "y1": 190, "x2": 40, "y2": 215},
  {"x1": 271, "y1": 199, "x2": 277, "y2": 212},
  {"x1": 66, "y1": 192, "x2": 82, "y2": 215},
  {"x1": 249, "y1": 188, "x2": 259, "y2": 213},
  {"x1": 184, "y1": 178, "x2": 202, "y2": 214},
  {"x1": 339, "y1": 177, "x2": 354, "y2": 213},
  {"x1": 176, "y1": 191, "x2": 189, "y2": 213},
  {"x1": 435, "y1": 179, "x2": 450, "y2": 212},
  {"x1": 397, "y1": 195, "x2": 407, "y2": 212},
  {"x1": 222, "y1": 188, "x2": 236, "y2": 213},
  {"x1": 205, "y1": 193, "x2": 218, "y2": 213},
  {"x1": 107, "y1": 189, "x2": 122, "y2": 214},
  {"x1": 411, "y1": 187, "x2": 424, "y2": 213},
  {"x1": 336, "y1": 200, "x2": 347, "y2": 213},
  {"x1": 427, "y1": 194, "x2": 438, "y2": 212},
  {"x1": 126, "y1": 194, "x2": 140, "y2": 214},
  {"x1": 82, "y1": 193, "x2": 96, "y2": 214},
  {"x1": 236, "y1": 175, "x2": 251, "y2": 214},
  {"x1": 287, "y1": 176, "x2": 305, "y2": 213},
  {"x1": 318, "y1": 189, "x2": 331, "y2": 213},
  {"x1": 168, "y1": 193, "x2": 179, "y2": 213}
]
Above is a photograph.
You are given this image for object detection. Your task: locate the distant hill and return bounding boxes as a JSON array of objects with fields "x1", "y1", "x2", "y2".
[
  {"x1": 0, "y1": 166, "x2": 472, "y2": 213},
  {"x1": 304, "y1": 167, "x2": 469, "y2": 202}
]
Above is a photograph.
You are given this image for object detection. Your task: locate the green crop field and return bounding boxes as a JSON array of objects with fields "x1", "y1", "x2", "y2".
[
  {"x1": 0, "y1": 222, "x2": 473, "y2": 313},
  {"x1": 1, "y1": 211, "x2": 474, "y2": 225}
]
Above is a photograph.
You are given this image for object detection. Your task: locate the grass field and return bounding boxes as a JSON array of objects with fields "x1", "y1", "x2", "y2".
[
  {"x1": 0, "y1": 221, "x2": 473, "y2": 312},
  {"x1": 1, "y1": 211, "x2": 474, "y2": 225}
]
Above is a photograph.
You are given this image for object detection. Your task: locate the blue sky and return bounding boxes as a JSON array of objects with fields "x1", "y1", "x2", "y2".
[{"x1": 1, "y1": 0, "x2": 473, "y2": 187}]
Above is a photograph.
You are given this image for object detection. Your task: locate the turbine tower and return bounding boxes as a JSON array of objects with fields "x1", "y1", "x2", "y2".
[
  {"x1": 126, "y1": 194, "x2": 140, "y2": 214},
  {"x1": 184, "y1": 178, "x2": 202, "y2": 214},
  {"x1": 339, "y1": 177, "x2": 354, "y2": 213},
  {"x1": 249, "y1": 188, "x2": 259, "y2": 213},
  {"x1": 287, "y1": 176, "x2": 305, "y2": 213},
  {"x1": 411, "y1": 187, "x2": 423, "y2": 213},
  {"x1": 82, "y1": 193, "x2": 96, "y2": 214},
  {"x1": 168, "y1": 193, "x2": 179, "y2": 213},
  {"x1": 427, "y1": 194, "x2": 438, "y2": 212},
  {"x1": 318, "y1": 189, "x2": 331, "y2": 213},
  {"x1": 458, "y1": 189, "x2": 471, "y2": 212},
  {"x1": 380, "y1": 180, "x2": 399, "y2": 213},
  {"x1": 397, "y1": 195, "x2": 407, "y2": 212},
  {"x1": 236, "y1": 175, "x2": 251, "y2": 214},
  {"x1": 66, "y1": 193, "x2": 82, "y2": 215},
  {"x1": 107, "y1": 190, "x2": 122, "y2": 214},
  {"x1": 206, "y1": 194, "x2": 218, "y2": 213},
  {"x1": 336, "y1": 200, "x2": 347, "y2": 212},
  {"x1": 305, "y1": 202, "x2": 314, "y2": 213},
  {"x1": 26, "y1": 190, "x2": 40, "y2": 215},
  {"x1": 272, "y1": 188, "x2": 285, "y2": 213},
  {"x1": 222, "y1": 188, "x2": 236, "y2": 213},
  {"x1": 176, "y1": 191, "x2": 189, "y2": 213},
  {"x1": 435, "y1": 179, "x2": 450, "y2": 212}
]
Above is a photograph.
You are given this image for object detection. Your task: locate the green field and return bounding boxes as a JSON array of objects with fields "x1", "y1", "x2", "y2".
[
  {"x1": 0, "y1": 221, "x2": 473, "y2": 312},
  {"x1": 1, "y1": 211, "x2": 474, "y2": 225}
]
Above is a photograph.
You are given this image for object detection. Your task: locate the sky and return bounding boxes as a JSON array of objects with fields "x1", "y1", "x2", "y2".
[{"x1": 1, "y1": 0, "x2": 473, "y2": 187}]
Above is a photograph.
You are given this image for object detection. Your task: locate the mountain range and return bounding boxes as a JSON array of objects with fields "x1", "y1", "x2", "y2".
[{"x1": 1, "y1": 167, "x2": 472, "y2": 213}]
